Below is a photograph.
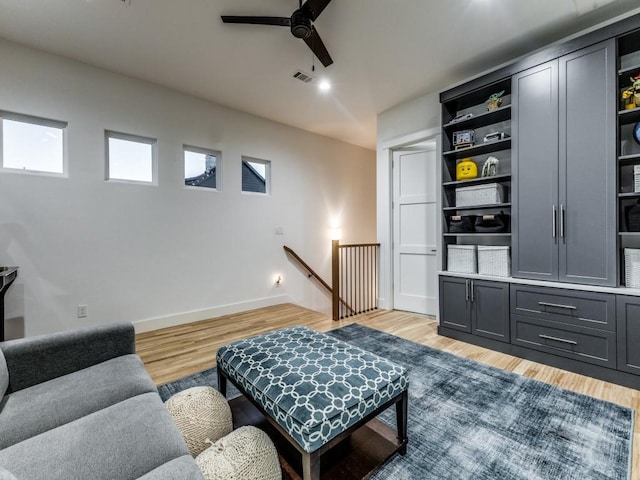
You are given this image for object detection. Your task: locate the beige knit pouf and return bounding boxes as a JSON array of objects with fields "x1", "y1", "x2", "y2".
[
  {"x1": 165, "y1": 386, "x2": 233, "y2": 457},
  {"x1": 196, "y1": 426, "x2": 281, "y2": 480}
]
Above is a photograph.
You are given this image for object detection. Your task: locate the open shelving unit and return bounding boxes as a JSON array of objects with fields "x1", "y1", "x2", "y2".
[{"x1": 441, "y1": 77, "x2": 513, "y2": 272}]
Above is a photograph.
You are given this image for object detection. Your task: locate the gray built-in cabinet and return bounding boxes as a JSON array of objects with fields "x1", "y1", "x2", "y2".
[
  {"x1": 512, "y1": 39, "x2": 617, "y2": 286},
  {"x1": 438, "y1": 15, "x2": 640, "y2": 389}
]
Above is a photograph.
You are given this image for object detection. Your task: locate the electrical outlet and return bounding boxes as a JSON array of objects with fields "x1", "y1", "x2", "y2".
[{"x1": 77, "y1": 305, "x2": 88, "y2": 318}]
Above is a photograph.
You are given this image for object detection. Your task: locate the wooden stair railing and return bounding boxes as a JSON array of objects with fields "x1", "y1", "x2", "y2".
[{"x1": 283, "y1": 246, "x2": 355, "y2": 318}]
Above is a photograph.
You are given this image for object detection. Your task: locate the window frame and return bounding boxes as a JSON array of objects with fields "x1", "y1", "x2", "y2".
[
  {"x1": 0, "y1": 111, "x2": 68, "y2": 177},
  {"x1": 105, "y1": 130, "x2": 158, "y2": 185},
  {"x1": 241, "y1": 156, "x2": 271, "y2": 196},
  {"x1": 183, "y1": 144, "x2": 222, "y2": 192}
]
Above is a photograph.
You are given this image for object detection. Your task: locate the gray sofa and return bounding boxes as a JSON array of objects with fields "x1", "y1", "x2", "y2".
[{"x1": 0, "y1": 323, "x2": 204, "y2": 480}]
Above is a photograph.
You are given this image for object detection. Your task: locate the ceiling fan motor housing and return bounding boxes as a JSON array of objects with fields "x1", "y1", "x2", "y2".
[{"x1": 290, "y1": 10, "x2": 312, "y2": 38}]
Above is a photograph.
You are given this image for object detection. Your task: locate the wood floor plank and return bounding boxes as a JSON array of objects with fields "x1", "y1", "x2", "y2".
[{"x1": 136, "y1": 303, "x2": 638, "y2": 476}]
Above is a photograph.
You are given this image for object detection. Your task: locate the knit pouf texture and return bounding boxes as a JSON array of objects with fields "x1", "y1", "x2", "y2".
[
  {"x1": 196, "y1": 426, "x2": 281, "y2": 480},
  {"x1": 165, "y1": 386, "x2": 233, "y2": 457}
]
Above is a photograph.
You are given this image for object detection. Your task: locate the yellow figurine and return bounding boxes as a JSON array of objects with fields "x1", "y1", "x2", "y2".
[
  {"x1": 456, "y1": 158, "x2": 478, "y2": 180},
  {"x1": 622, "y1": 75, "x2": 640, "y2": 110}
]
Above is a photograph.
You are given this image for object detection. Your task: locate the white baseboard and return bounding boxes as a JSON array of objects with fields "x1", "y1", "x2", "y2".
[{"x1": 133, "y1": 294, "x2": 293, "y2": 333}]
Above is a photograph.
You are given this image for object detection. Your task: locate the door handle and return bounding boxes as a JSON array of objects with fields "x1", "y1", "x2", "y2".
[
  {"x1": 465, "y1": 280, "x2": 469, "y2": 302},
  {"x1": 538, "y1": 301, "x2": 577, "y2": 310},
  {"x1": 538, "y1": 334, "x2": 578, "y2": 346},
  {"x1": 552, "y1": 205, "x2": 557, "y2": 239},
  {"x1": 560, "y1": 205, "x2": 565, "y2": 239},
  {"x1": 470, "y1": 280, "x2": 475, "y2": 302}
]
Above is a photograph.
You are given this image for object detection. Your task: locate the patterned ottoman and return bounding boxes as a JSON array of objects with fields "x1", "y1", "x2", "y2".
[{"x1": 216, "y1": 326, "x2": 409, "y2": 480}]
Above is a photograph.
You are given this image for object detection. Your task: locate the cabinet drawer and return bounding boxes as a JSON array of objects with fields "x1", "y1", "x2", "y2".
[
  {"x1": 512, "y1": 314, "x2": 616, "y2": 368},
  {"x1": 510, "y1": 285, "x2": 615, "y2": 332}
]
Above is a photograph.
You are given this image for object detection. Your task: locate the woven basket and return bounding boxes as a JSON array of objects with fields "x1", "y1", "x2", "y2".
[
  {"x1": 635, "y1": 165, "x2": 640, "y2": 193},
  {"x1": 447, "y1": 245, "x2": 477, "y2": 274},
  {"x1": 477, "y1": 246, "x2": 511, "y2": 277},
  {"x1": 625, "y1": 248, "x2": 640, "y2": 288},
  {"x1": 455, "y1": 183, "x2": 504, "y2": 207}
]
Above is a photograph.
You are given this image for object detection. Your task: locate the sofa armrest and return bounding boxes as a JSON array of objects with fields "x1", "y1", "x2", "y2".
[{"x1": 0, "y1": 322, "x2": 136, "y2": 392}]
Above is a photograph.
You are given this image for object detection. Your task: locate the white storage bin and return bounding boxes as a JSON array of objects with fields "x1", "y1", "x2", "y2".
[
  {"x1": 477, "y1": 246, "x2": 511, "y2": 277},
  {"x1": 634, "y1": 165, "x2": 640, "y2": 193},
  {"x1": 447, "y1": 245, "x2": 477, "y2": 274},
  {"x1": 625, "y1": 248, "x2": 640, "y2": 288},
  {"x1": 456, "y1": 183, "x2": 504, "y2": 207}
]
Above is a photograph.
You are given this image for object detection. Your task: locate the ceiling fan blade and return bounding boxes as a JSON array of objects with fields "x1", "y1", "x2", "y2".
[
  {"x1": 300, "y1": 0, "x2": 332, "y2": 21},
  {"x1": 303, "y1": 26, "x2": 333, "y2": 67},
  {"x1": 221, "y1": 16, "x2": 291, "y2": 27}
]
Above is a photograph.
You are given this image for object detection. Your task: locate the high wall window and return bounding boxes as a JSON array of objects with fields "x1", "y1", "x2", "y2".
[
  {"x1": 184, "y1": 145, "x2": 220, "y2": 190},
  {"x1": 1, "y1": 112, "x2": 66, "y2": 174},
  {"x1": 106, "y1": 131, "x2": 156, "y2": 184},
  {"x1": 242, "y1": 157, "x2": 270, "y2": 195}
]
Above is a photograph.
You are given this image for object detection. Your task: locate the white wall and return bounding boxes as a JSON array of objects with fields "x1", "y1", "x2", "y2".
[{"x1": 0, "y1": 40, "x2": 376, "y2": 338}]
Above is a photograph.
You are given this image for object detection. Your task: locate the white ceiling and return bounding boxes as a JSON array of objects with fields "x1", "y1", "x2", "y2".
[{"x1": 0, "y1": 0, "x2": 638, "y2": 149}]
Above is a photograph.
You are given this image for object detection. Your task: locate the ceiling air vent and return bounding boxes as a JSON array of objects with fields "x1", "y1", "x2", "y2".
[{"x1": 293, "y1": 70, "x2": 314, "y2": 83}]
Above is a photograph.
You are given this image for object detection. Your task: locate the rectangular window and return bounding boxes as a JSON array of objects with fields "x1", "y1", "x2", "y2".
[
  {"x1": 242, "y1": 157, "x2": 270, "y2": 195},
  {"x1": 1, "y1": 112, "x2": 66, "y2": 174},
  {"x1": 184, "y1": 145, "x2": 220, "y2": 190},
  {"x1": 106, "y1": 131, "x2": 156, "y2": 184}
]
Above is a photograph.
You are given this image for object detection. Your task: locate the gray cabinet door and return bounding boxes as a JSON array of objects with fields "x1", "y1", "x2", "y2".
[
  {"x1": 512, "y1": 61, "x2": 559, "y2": 281},
  {"x1": 558, "y1": 39, "x2": 617, "y2": 286},
  {"x1": 472, "y1": 280, "x2": 509, "y2": 343},
  {"x1": 439, "y1": 276, "x2": 471, "y2": 332},
  {"x1": 616, "y1": 296, "x2": 640, "y2": 375}
]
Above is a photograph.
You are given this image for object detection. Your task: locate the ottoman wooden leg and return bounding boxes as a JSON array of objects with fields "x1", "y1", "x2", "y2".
[
  {"x1": 217, "y1": 368, "x2": 227, "y2": 397},
  {"x1": 302, "y1": 451, "x2": 320, "y2": 480},
  {"x1": 396, "y1": 389, "x2": 408, "y2": 455}
]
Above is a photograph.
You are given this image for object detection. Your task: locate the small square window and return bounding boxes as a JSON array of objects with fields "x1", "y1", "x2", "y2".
[
  {"x1": 242, "y1": 157, "x2": 270, "y2": 195},
  {"x1": 1, "y1": 113, "x2": 66, "y2": 174},
  {"x1": 184, "y1": 146, "x2": 220, "y2": 190},
  {"x1": 106, "y1": 131, "x2": 156, "y2": 183}
]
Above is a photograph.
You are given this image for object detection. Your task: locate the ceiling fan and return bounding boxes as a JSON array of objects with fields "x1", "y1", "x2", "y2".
[{"x1": 221, "y1": 0, "x2": 334, "y2": 67}]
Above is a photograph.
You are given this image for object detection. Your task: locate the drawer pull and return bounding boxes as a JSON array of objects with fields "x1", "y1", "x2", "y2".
[
  {"x1": 538, "y1": 301, "x2": 577, "y2": 310},
  {"x1": 538, "y1": 334, "x2": 578, "y2": 345}
]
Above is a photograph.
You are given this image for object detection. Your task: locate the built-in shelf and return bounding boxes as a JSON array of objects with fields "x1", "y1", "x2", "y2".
[
  {"x1": 443, "y1": 202, "x2": 511, "y2": 212},
  {"x1": 619, "y1": 192, "x2": 640, "y2": 198},
  {"x1": 442, "y1": 174, "x2": 511, "y2": 188},
  {"x1": 619, "y1": 232, "x2": 640, "y2": 236},
  {"x1": 442, "y1": 138, "x2": 512, "y2": 160},
  {"x1": 618, "y1": 63, "x2": 640, "y2": 77},
  {"x1": 619, "y1": 153, "x2": 640, "y2": 165},
  {"x1": 618, "y1": 107, "x2": 640, "y2": 125},
  {"x1": 443, "y1": 105, "x2": 511, "y2": 131},
  {"x1": 443, "y1": 233, "x2": 511, "y2": 237}
]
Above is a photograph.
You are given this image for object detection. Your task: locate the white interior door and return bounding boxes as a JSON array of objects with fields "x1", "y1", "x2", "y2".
[{"x1": 392, "y1": 147, "x2": 438, "y2": 315}]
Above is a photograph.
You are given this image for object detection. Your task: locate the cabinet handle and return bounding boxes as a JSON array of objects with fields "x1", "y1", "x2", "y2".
[
  {"x1": 465, "y1": 280, "x2": 469, "y2": 302},
  {"x1": 538, "y1": 334, "x2": 578, "y2": 346},
  {"x1": 538, "y1": 301, "x2": 577, "y2": 310},
  {"x1": 552, "y1": 205, "x2": 557, "y2": 239},
  {"x1": 560, "y1": 205, "x2": 565, "y2": 239},
  {"x1": 470, "y1": 280, "x2": 475, "y2": 302}
]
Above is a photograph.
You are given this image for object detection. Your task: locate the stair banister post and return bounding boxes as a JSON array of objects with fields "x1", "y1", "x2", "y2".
[{"x1": 332, "y1": 239, "x2": 340, "y2": 321}]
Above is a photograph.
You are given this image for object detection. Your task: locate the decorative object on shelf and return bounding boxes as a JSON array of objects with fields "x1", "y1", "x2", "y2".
[
  {"x1": 625, "y1": 198, "x2": 640, "y2": 231},
  {"x1": 624, "y1": 248, "x2": 640, "y2": 288},
  {"x1": 447, "y1": 245, "x2": 477, "y2": 274},
  {"x1": 481, "y1": 156, "x2": 499, "y2": 177},
  {"x1": 456, "y1": 158, "x2": 478, "y2": 180},
  {"x1": 486, "y1": 90, "x2": 505, "y2": 111},
  {"x1": 448, "y1": 215, "x2": 476, "y2": 233},
  {"x1": 622, "y1": 75, "x2": 640, "y2": 110},
  {"x1": 483, "y1": 132, "x2": 509, "y2": 143},
  {"x1": 451, "y1": 112, "x2": 473, "y2": 123},
  {"x1": 477, "y1": 245, "x2": 511, "y2": 277},
  {"x1": 473, "y1": 211, "x2": 509, "y2": 233},
  {"x1": 633, "y1": 122, "x2": 640, "y2": 145},
  {"x1": 453, "y1": 129, "x2": 475, "y2": 150},
  {"x1": 456, "y1": 183, "x2": 505, "y2": 207}
]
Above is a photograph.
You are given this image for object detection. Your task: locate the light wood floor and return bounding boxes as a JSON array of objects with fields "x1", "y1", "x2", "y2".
[{"x1": 137, "y1": 303, "x2": 639, "y2": 476}]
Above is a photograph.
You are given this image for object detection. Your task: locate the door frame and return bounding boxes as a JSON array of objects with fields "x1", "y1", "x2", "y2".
[{"x1": 377, "y1": 127, "x2": 441, "y2": 319}]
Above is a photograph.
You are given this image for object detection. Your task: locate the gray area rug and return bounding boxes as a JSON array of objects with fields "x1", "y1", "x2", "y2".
[{"x1": 158, "y1": 323, "x2": 634, "y2": 479}]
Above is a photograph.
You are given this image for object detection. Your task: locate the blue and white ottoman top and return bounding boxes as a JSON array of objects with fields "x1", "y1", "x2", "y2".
[{"x1": 216, "y1": 326, "x2": 408, "y2": 453}]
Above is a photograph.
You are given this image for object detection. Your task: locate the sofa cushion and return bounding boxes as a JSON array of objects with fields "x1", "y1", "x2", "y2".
[
  {"x1": 136, "y1": 456, "x2": 204, "y2": 480},
  {"x1": 0, "y1": 354, "x2": 157, "y2": 449},
  {"x1": 0, "y1": 348, "x2": 7, "y2": 401},
  {"x1": 0, "y1": 392, "x2": 191, "y2": 480}
]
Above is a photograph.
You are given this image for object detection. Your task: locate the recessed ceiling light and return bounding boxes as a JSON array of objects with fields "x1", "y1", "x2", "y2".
[{"x1": 318, "y1": 80, "x2": 331, "y2": 92}]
